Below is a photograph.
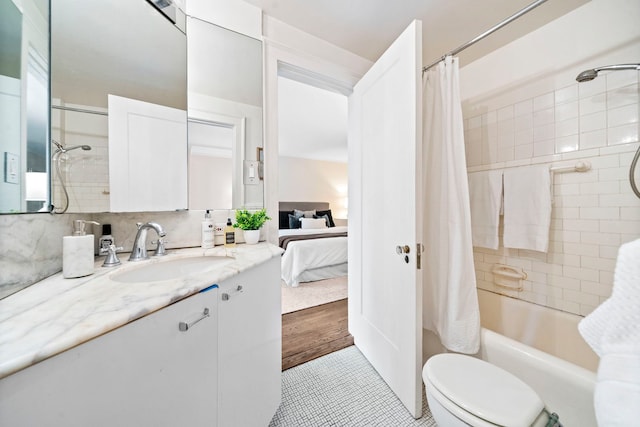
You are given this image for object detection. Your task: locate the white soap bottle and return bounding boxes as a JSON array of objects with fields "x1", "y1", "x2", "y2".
[
  {"x1": 201, "y1": 210, "x2": 214, "y2": 249},
  {"x1": 63, "y1": 219, "x2": 100, "y2": 279}
]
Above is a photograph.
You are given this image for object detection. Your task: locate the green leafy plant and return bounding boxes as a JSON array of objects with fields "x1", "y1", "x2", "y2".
[{"x1": 234, "y1": 209, "x2": 271, "y2": 230}]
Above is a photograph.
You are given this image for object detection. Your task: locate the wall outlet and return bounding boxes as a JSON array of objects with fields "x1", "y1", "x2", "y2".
[{"x1": 213, "y1": 223, "x2": 225, "y2": 236}]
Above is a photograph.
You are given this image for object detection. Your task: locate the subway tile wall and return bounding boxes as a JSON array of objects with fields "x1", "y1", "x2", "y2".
[
  {"x1": 51, "y1": 106, "x2": 110, "y2": 213},
  {"x1": 464, "y1": 71, "x2": 640, "y2": 316}
]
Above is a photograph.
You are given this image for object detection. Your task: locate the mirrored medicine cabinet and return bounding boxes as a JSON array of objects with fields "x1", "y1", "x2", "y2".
[{"x1": 0, "y1": 0, "x2": 263, "y2": 214}]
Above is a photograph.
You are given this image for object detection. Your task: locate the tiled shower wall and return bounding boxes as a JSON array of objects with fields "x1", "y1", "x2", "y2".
[
  {"x1": 51, "y1": 107, "x2": 110, "y2": 213},
  {"x1": 463, "y1": 71, "x2": 640, "y2": 317}
]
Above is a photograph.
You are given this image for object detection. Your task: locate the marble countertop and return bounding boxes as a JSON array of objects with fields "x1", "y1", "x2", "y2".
[{"x1": 0, "y1": 243, "x2": 283, "y2": 380}]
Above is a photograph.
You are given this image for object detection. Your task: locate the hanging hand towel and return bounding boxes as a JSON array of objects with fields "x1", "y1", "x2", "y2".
[
  {"x1": 503, "y1": 165, "x2": 551, "y2": 252},
  {"x1": 578, "y1": 239, "x2": 640, "y2": 426},
  {"x1": 468, "y1": 170, "x2": 503, "y2": 249}
]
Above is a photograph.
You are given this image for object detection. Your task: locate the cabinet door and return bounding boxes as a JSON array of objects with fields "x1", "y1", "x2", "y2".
[
  {"x1": 218, "y1": 257, "x2": 281, "y2": 426},
  {"x1": 108, "y1": 94, "x2": 188, "y2": 212},
  {"x1": 0, "y1": 288, "x2": 218, "y2": 427}
]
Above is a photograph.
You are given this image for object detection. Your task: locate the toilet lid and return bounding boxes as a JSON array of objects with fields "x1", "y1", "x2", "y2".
[{"x1": 425, "y1": 353, "x2": 544, "y2": 427}]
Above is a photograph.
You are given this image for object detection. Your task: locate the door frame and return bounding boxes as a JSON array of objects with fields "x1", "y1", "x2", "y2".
[{"x1": 262, "y1": 32, "x2": 372, "y2": 245}]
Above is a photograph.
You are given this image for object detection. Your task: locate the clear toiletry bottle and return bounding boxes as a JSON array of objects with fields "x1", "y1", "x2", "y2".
[
  {"x1": 63, "y1": 219, "x2": 100, "y2": 279},
  {"x1": 224, "y1": 217, "x2": 236, "y2": 247},
  {"x1": 98, "y1": 224, "x2": 114, "y2": 255},
  {"x1": 202, "y1": 210, "x2": 214, "y2": 249}
]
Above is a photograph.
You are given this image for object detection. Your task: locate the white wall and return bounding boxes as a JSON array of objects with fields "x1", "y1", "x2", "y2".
[
  {"x1": 460, "y1": 0, "x2": 640, "y2": 316},
  {"x1": 262, "y1": 16, "x2": 372, "y2": 242},
  {"x1": 278, "y1": 156, "x2": 348, "y2": 219}
]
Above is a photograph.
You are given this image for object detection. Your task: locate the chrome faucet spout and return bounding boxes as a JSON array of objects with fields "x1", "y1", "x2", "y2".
[{"x1": 129, "y1": 222, "x2": 166, "y2": 261}]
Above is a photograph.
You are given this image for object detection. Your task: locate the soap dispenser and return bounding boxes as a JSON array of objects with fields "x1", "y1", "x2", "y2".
[{"x1": 63, "y1": 219, "x2": 100, "y2": 279}]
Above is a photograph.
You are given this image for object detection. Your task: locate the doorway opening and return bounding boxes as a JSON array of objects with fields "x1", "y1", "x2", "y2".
[{"x1": 276, "y1": 65, "x2": 352, "y2": 369}]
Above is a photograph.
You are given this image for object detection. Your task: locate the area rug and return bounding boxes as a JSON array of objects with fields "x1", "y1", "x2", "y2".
[{"x1": 281, "y1": 276, "x2": 348, "y2": 314}]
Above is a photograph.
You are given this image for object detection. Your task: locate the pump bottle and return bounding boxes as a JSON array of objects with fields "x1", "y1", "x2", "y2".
[
  {"x1": 224, "y1": 218, "x2": 236, "y2": 247},
  {"x1": 202, "y1": 210, "x2": 214, "y2": 249},
  {"x1": 63, "y1": 219, "x2": 100, "y2": 278}
]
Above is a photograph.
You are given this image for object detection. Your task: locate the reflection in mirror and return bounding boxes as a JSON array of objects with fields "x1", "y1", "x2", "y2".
[
  {"x1": 0, "y1": 0, "x2": 49, "y2": 214},
  {"x1": 187, "y1": 18, "x2": 263, "y2": 210},
  {"x1": 51, "y1": 0, "x2": 187, "y2": 213}
]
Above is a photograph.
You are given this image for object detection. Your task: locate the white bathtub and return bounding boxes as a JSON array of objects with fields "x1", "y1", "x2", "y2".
[{"x1": 423, "y1": 289, "x2": 598, "y2": 427}]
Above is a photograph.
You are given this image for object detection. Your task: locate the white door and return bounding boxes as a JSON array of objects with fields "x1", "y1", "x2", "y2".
[
  {"x1": 348, "y1": 20, "x2": 423, "y2": 418},
  {"x1": 108, "y1": 94, "x2": 187, "y2": 212}
]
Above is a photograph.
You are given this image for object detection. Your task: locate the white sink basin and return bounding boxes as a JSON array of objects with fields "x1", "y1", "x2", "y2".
[{"x1": 112, "y1": 256, "x2": 234, "y2": 283}]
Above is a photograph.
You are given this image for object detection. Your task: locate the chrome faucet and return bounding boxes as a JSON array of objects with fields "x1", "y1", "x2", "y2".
[{"x1": 129, "y1": 222, "x2": 166, "y2": 261}]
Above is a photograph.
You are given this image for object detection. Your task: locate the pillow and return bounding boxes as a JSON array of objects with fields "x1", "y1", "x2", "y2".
[
  {"x1": 315, "y1": 209, "x2": 336, "y2": 227},
  {"x1": 294, "y1": 209, "x2": 316, "y2": 218},
  {"x1": 288, "y1": 213, "x2": 302, "y2": 229},
  {"x1": 300, "y1": 217, "x2": 327, "y2": 229},
  {"x1": 279, "y1": 210, "x2": 293, "y2": 229},
  {"x1": 313, "y1": 214, "x2": 330, "y2": 227}
]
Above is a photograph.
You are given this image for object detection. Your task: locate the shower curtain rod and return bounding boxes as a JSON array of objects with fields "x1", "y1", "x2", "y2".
[
  {"x1": 51, "y1": 105, "x2": 108, "y2": 116},
  {"x1": 422, "y1": 0, "x2": 549, "y2": 73}
]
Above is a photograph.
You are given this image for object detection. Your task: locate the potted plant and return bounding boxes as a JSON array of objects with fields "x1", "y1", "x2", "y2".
[{"x1": 234, "y1": 209, "x2": 271, "y2": 244}]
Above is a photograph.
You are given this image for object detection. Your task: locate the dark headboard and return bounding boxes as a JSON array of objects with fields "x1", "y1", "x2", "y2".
[{"x1": 279, "y1": 201, "x2": 330, "y2": 211}]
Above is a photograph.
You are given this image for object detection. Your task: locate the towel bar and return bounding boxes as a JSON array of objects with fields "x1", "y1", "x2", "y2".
[{"x1": 549, "y1": 160, "x2": 591, "y2": 173}]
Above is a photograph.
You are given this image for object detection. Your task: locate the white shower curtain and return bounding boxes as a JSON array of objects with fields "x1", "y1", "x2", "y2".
[{"x1": 422, "y1": 56, "x2": 480, "y2": 354}]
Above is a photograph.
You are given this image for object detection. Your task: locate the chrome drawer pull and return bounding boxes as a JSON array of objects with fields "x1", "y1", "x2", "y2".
[
  {"x1": 221, "y1": 285, "x2": 243, "y2": 301},
  {"x1": 178, "y1": 308, "x2": 210, "y2": 331}
]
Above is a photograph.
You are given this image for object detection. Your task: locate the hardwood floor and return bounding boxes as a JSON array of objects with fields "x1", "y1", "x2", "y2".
[{"x1": 281, "y1": 298, "x2": 354, "y2": 371}]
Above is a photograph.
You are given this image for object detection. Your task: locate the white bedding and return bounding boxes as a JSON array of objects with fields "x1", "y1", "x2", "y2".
[{"x1": 280, "y1": 227, "x2": 348, "y2": 287}]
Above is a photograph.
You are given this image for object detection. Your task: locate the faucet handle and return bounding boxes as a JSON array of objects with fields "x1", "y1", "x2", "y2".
[
  {"x1": 152, "y1": 238, "x2": 169, "y2": 257},
  {"x1": 102, "y1": 245, "x2": 123, "y2": 267}
]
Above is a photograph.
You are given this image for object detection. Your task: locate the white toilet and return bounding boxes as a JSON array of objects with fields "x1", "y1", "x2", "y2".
[{"x1": 423, "y1": 353, "x2": 550, "y2": 427}]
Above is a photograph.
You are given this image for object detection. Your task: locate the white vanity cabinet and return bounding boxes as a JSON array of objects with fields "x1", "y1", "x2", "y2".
[
  {"x1": 0, "y1": 287, "x2": 219, "y2": 427},
  {"x1": 217, "y1": 256, "x2": 281, "y2": 427}
]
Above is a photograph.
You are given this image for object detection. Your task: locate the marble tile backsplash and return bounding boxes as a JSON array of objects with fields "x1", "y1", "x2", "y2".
[
  {"x1": 0, "y1": 213, "x2": 85, "y2": 299},
  {"x1": 0, "y1": 209, "x2": 243, "y2": 299}
]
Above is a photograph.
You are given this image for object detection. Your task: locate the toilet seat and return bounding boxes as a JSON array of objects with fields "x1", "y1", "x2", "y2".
[{"x1": 424, "y1": 354, "x2": 544, "y2": 427}]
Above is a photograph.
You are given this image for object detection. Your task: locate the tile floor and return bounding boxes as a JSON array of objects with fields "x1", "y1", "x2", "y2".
[{"x1": 270, "y1": 345, "x2": 436, "y2": 427}]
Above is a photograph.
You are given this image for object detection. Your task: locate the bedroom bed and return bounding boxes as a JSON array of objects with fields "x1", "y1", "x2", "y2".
[{"x1": 278, "y1": 202, "x2": 348, "y2": 287}]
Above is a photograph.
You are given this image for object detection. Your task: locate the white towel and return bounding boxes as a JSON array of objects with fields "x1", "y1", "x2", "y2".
[
  {"x1": 578, "y1": 239, "x2": 640, "y2": 427},
  {"x1": 468, "y1": 170, "x2": 503, "y2": 249},
  {"x1": 503, "y1": 165, "x2": 551, "y2": 252}
]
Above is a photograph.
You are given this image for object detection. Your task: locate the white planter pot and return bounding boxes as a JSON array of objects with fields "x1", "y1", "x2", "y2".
[{"x1": 243, "y1": 229, "x2": 260, "y2": 245}]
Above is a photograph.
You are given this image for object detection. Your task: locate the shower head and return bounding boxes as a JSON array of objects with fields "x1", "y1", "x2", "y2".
[
  {"x1": 65, "y1": 145, "x2": 92, "y2": 152},
  {"x1": 51, "y1": 140, "x2": 92, "y2": 154},
  {"x1": 575, "y1": 63, "x2": 640, "y2": 83}
]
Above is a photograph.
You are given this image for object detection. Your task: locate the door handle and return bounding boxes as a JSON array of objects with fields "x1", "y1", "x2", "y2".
[
  {"x1": 178, "y1": 308, "x2": 210, "y2": 331},
  {"x1": 395, "y1": 245, "x2": 410, "y2": 254},
  {"x1": 396, "y1": 245, "x2": 410, "y2": 264}
]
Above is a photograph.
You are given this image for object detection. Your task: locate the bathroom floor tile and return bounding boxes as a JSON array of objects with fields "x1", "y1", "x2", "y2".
[{"x1": 269, "y1": 345, "x2": 436, "y2": 427}]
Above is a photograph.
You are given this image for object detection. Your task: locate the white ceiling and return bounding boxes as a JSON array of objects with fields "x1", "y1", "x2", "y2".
[
  {"x1": 244, "y1": 0, "x2": 588, "y2": 65},
  {"x1": 265, "y1": 0, "x2": 590, "y2": 163}
]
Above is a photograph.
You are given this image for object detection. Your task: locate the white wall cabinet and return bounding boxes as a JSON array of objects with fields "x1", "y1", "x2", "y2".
[
  {"x1": 217, "y1": 256, "x2": 281, "y2": 427},
  {"x1": 0, "y1": 287, "x2": 218, "y2": 426}
]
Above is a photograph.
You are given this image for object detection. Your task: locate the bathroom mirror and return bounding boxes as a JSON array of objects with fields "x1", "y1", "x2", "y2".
[
  {"x1": 50, "y1": 0, "x2": 188, "y2": 213},
  {"x1": 50, "y1": 2, "x2": 264, "y2": 213},
  {"x1": 187, "y1": 18, "x2": 264, "y2": 210},
  {"x1": 0, "y1": 0, "x2": 50, "y2": 214}
]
